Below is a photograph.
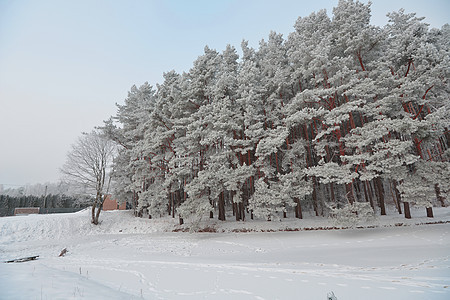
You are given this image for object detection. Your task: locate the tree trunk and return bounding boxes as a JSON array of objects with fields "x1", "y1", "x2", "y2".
[
  {"x1": 426, "y1": 207, "x2": 434, "y2": 218},
  {"x1": 375, "y1": 177, "x2": 386, "y2": 215},
  {"x1": 94, "y1": 206, "x2": 101, "y2": 224},
  {"x1": 93, "y1": 196, "x2": 104, "y2": 226},
  {"x1": 389, "y1": 181, "x2": 400, "y2": 214},
  {"x1": 239, "y1": 202, "x2": 245, "y2": 221},
  {"x1": 404, "y1": 202, "x2": 411, "y2": 219},
  {"x1": 329, "y1": 182, "x2": 336, "y2": 203},
  {"x1": 345, "y1": 182, "x2": 355, "y2": 204},
  {"x1": 367, "y1": 180, "x2": 375, "y2": 209},
  {"x1": 218, "y1": 191, "x2": 226, "y2": 221},
  {"x1": 133, "y1": 191, "x2": 138, "y2": 217},
  {"x1": 435, "y1": 183, "x2": 446, "y2": 207},
  {"x1": 168, "y1": 192, "x2": 172, "y2": 215},
  {"x1": 173, "y1": 190, "x2": 180, "y2": 218},
  {"x1": 354, "y1": 179, "x2": 363, "y2": 203},
  {"x1": 363, "y1": 180, "x2": 369, "y2": 203},
  {"x1": 393, "y1": 180, "x2": 403, "y2": 214},
  {"x1": 209, "y1": 189, "x2": 214, "y2": 218},
  {"x1": 171, "y1": 192, "x2": 175, "y2": 218},
  {"x1": 92, "y1": 192, "x2": 103, "y2": 225},
  {"x1": 312, "y1": 177, "x2": 319, "y2": 216},
  {"x1": 325, "y1": 145, "x2": 336, "y2": 204},
  {"x1": 91, "y1": 201, "x2": 97, "y2": 224},
  {"x1": 294, "y1": 197, "x2": 303, "y2": 219}
]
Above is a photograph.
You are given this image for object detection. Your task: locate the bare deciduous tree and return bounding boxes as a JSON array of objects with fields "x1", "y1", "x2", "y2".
[{"x1": 61, "y1": 131, "x2": 116, "y2": 225}]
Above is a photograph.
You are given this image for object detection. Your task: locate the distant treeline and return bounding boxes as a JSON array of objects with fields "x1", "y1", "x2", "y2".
[{"x1": 0, "y1": 194, "x2": 91, "y2": 217}]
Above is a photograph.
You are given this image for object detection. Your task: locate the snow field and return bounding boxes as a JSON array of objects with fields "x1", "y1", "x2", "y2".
[{"x1": 0, "y1": 208, "x2": 449, "y2": 299}]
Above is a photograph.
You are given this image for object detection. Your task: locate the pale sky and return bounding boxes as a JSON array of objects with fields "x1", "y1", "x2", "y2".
[{"x1": 0, "y1": 0, "x2": 448, "y2": 187}]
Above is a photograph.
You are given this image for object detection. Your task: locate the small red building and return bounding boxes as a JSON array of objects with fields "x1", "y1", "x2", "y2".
[
  {"x1": 14, "y1": 207, "x2": 40, "y2": 216},
  {"x1": 103, "y1": 195, "x2": 126, "y2": 211}
]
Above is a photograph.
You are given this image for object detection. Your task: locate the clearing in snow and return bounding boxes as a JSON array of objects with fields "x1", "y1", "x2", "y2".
[{"x1": 0, "y1": 208, "x2": 449, "y2": 299}]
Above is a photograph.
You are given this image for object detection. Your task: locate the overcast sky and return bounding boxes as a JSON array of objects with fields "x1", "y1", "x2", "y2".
[{"x1": 0, "y1": 0, "x2": 448, "y2": 187}]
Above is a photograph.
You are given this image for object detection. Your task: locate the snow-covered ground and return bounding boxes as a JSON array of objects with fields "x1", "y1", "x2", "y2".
[{"x1": 1, "y1": 208, "x2": 449, "y2": 299}]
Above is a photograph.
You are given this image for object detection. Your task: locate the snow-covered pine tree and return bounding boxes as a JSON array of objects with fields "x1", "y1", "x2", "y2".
[
  {"x1": 104, "y1": 82, "x2": 157, "y2": 214},
  {"x1": 379, "y1": 8, "x2": 449, "y2": 217},
  {"x1": 279, "y1": 139, "x2": 313, "y2": 218}
]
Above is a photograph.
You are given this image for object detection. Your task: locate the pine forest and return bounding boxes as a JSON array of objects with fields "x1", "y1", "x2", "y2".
[{"x1": 101, "y1": 0, "x2": 450, "y2": 225}]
